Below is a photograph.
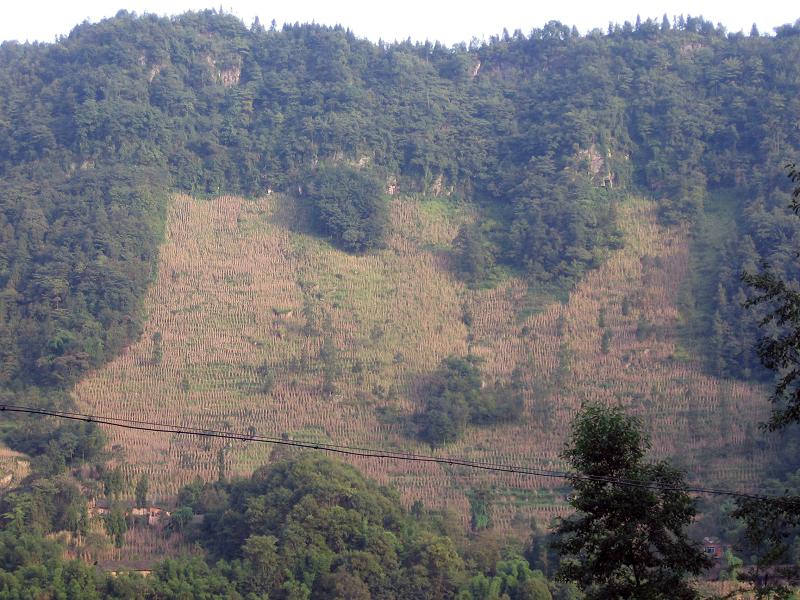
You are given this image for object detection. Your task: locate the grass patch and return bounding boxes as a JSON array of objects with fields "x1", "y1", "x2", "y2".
[
  {"x1": 496, "y1": 486, "x2": 572, "y2": 508},
  {"x1": 290, "y1": 426, "x2": 331, "y2": 445},
  {"x1": 417, "y1": 196, "x2": 461, "y2": 220},
  {"x1": 516, "y1": 282, "x2": 570, "y2": 323}
]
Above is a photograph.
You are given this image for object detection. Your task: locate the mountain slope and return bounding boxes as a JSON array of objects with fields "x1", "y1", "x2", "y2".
[
  {"x1": 74, "y1": 192, "x2": 770, "y2": 530},
  {"x1": 3, "y1": 12, "x2": 800, "y2": 409}
]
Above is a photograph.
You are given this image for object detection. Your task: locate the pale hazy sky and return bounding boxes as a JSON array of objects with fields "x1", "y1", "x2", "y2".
[{"x1": 1, "y1": 1, "x2": 797, "y2": 46}]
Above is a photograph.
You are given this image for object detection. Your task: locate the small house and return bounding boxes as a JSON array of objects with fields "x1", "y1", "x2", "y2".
[
  {"x1": 88, "y1": 498, "x2": 110, "y2": 518},
  {"x1": 703, "y1": 537, "x2": 725, "y2": 560},
  {"x1": 130, "y1": 506, "x2": 171, "y2": 527}
]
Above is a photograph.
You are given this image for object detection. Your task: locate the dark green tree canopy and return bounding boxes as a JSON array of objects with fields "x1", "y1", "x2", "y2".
[
  {"x1": 732, "y1": 163, "x2": 800, "y2": 594},
  {"x1": 190, "y1": 455, "x2": 471, "y2": 599},
  {"x1": 552, "y1": 403, "x2": 711, "y2": 599},
  {"x1": 739, "y1": 164, "x2": 800, "y2": 431},
  {"x1": 417, "y1": 356, "x2": 524, "y2": 446},
  {"x1": 304, "y1": 164, "x2": 388, "y2": 252}
]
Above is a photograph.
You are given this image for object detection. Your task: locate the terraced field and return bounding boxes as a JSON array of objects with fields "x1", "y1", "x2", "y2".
[{"x1": 74, "y1": 193, "x2": 771, "y2": 531}]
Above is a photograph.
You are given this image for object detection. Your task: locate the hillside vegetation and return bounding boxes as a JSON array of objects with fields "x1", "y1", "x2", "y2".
[
  {"x1": 75, "y1": 192, "x2": 771, "y2": 533},
  {"x1": 1, "y1": 11, "x2": 799, "y2": 416},
  {"x1": 0, "y1": 454, "x2": 575, "y2": 599},
  {"x1": 0, "y1": 10, "x2": 799, "y2": 582}
]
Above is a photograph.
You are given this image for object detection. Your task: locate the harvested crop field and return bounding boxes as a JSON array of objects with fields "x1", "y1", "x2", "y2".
[{"x1": 74, "y1": 193, "x2": 771, "y2": 531}]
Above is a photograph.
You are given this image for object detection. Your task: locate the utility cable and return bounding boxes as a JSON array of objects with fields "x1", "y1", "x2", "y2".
[{"x1": 0, "y1": 403, "x2": 782, "y2": 501}]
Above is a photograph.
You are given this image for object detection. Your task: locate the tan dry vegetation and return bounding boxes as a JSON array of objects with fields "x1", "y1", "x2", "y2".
[
  {"x1": 698, "y1": 580, "x2": 758, "y2": 599},
  {"x1": 57, "y1": 513, "x2": 196, "y2": 566},
  {"x1": 74, "y1": 194, "x2": 770, "y2": 533},
  {"x1": 0, "y1": 444, "x2": 29, "y2": 490}
]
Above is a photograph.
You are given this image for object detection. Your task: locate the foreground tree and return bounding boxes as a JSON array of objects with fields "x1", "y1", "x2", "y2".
[
  {"x1": 734, "y1": 163, "x2": 800, "y2": 595},
  {"x1": 552, "y1": 403, "x2": 710, "y2": 599},
  {"x1": 740, "y1": 163, "x2": 800, "y2": 430}
]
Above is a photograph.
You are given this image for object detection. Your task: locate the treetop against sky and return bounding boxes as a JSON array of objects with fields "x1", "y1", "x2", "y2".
[{"x1": 2, "y1": 0, "x2": 797, "y2": 46}]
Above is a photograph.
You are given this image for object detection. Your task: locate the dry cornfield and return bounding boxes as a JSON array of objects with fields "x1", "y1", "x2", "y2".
[
  {"x1": 73, "y1": 193, "x2": 771, "y2": 537},
  {"x1": 0, "y1": 446, "x2": 29, "y2": 490},
  {"x1": 60, "y1": 517, "x2": 196, "y2": 566}
]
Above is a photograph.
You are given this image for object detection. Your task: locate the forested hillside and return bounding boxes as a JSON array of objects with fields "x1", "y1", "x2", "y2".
[
  {"x1": 0, "y1": 455, "x2": 569, "y2": 599},
  {"x1": 1, "y1": 9, "x2": 800, "y2": 593},
  {"x1": 0, "y1": 10, "x2": 799, "y2": 406}
]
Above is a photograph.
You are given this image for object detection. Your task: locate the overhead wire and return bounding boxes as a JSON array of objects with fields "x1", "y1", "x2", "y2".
[
  {"x1": 2, "y1": 403, "x2": 568, "y2": 475},
  {"x1": 0, "y1": 403, "x2": 780, "y2": 501}
]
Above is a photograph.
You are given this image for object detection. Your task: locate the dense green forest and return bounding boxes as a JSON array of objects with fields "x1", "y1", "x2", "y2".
[
  {"x1": 0, "y1": 455, "x2": 574, "y2": 599},
  {"x1": 1, "y1": 8, "x2": 800, "y2": 596}
]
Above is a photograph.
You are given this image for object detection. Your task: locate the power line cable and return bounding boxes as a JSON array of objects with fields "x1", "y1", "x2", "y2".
[
  {"x1": 0, "y1": 403, "x2": 778, "y2": 501},
  {"x1": 16, "y1": 404, "x2": 481, "y2": 465},
  {"x1": 2, "y1": 403, "x2": 570, "y2": 476},
  {"x1": 2, "y1": 403, "x2": 568, "y2": 476}
]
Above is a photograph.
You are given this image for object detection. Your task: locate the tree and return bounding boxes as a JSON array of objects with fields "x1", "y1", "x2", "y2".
[
  {"x1": 257, "y1": 360, "x2": 275, "y2": 394},
  {"x1": 151, "y1": 332, "x2": 163, "y2": 366},
  {"x1": 320, "y1": 334, "x2": 341, "y2": 396},
  {"x1": 720, "y1": 548, "x2": 743, "y2": 582},
  {"x1": 467, "y1": 555, "x2": 552, "y2": 600},
  {"x1": 733, "y1": 163, "x2": 800, "y2": 595},
  {"x1": 104, "y1": 504, "x2": 128, "y2": 555},
  {"x1": 217, "y1": 447, "x2": 227, "y2": 483},
  {"x1": 468, "y1": 487, "x2": 493, "y2": 531},
  {"x1": 135, "y1": 474, "x2": 149, "y2": 508},
  {"x1": 170, "y1": 506, "x2": 193, "y2": 533},
  {"x1": 305, "y1": 164, "x2": 388, "y2": 252},
  {"x1": 453, "y1": 222, "x2": 496, "y2": 286},
  {"x1": 417, "y1": 356, "x2": 478, "y2": 446},
  {"x1": 417, "y1": 356, "x2": 524, "y2": 446},
  {"x1": 741, "y1": 164, "x2": 800, "y2": 430},
  {"x1": 551, "y1": 403, "x2": 711, "y2": 599},
  {"x1": 241, "y1": 534, "x2": 282, "y2": 594},
  {"x1": 102, "y1": 466, "x2": 125, "y2": 500}
]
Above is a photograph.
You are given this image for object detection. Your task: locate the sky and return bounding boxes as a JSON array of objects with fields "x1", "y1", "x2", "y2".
[{"x1": 1, "y1": 1, "x2": 797, "y2": 46}]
